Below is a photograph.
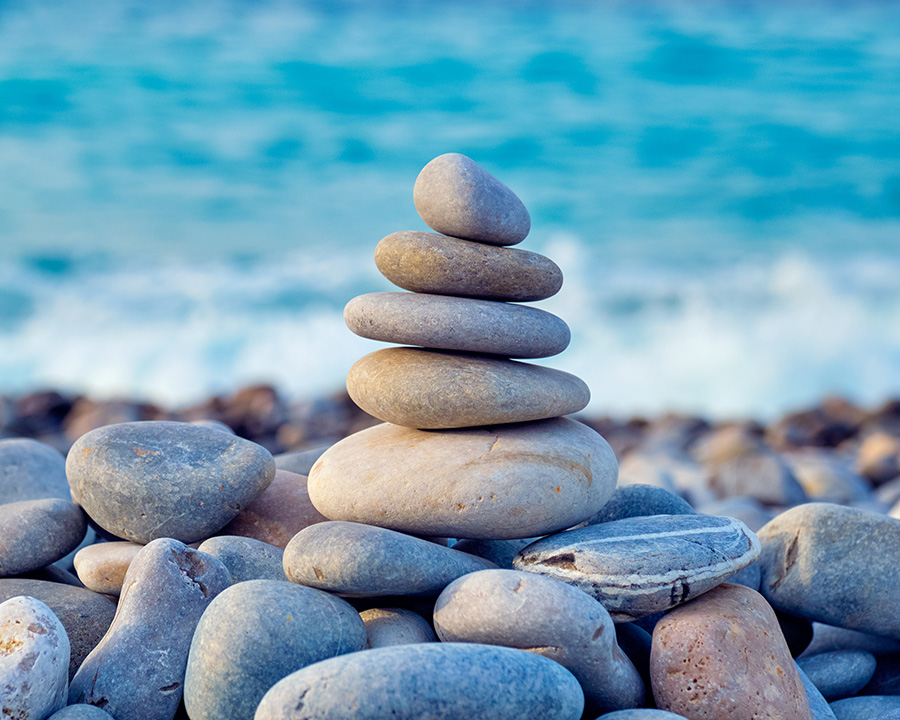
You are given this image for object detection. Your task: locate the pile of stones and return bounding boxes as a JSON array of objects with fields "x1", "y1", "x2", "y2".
[{"x1": 3, "y1": 154, "x2": 900, "y2": 720}]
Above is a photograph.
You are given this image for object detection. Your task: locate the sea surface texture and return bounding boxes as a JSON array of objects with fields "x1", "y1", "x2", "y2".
[{"x1": 0, "y1": 0, "x2": 898, "y2": 418}]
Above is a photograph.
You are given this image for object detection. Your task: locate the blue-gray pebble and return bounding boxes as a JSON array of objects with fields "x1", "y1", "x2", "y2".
[
  {"x1": 798, "y1": 650, "x2": 877, "y2": 700},
  {"x1": 593, "y1": 712, "x2": 689, "y2": 719},
  {"x1": 0, "y1": 498, "x2": 86, "y2": 576},
  {"x1": 197, "y1": 535, "x2": 285, "y2": 584},
  {"x1": 797, "y1": 665, "x2": 838, "y2": 720},
  {"x1": 48, "y1": 705, "x2": 116, "y2": 719},
  {"x1": 66, "y1": 421, "x2": 275, "y2": 543},
  {"x1": 255, "y1": 643, "x2": 584, "y2": 720},
  {"x1": 184, "y1": 579, "x2": 367, "y2": 720},
  {"x1": 829, "y1": 696, "x2": 900, "y2": 720},
  {"x1": 578, "y1": 484, "x2": 695, "y2": 527},
  {"x1": 0, "y1": 437, "x2": 70, "y2": 502}
]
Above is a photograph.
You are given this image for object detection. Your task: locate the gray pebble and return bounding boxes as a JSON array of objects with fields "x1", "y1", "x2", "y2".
[
  {"x1": 728, "y1": 559, "x2": 762, "y2": 591},
  {"x1": 451, "y1": 538, "x2": 536, "y2": 569},
  {"x1": 829, "y1": 696, "x2": 900, "y2": 720},
  {"x1": 0, "y1": 498, "x2": 86, "y2": 576},
  {"x1": 796, "y1": 665, "x2": 838, "y2": 720},
  {"x1": 273, "y1": 444, "x2": 331, "y2": 476},
  {"x1": 579, "y1": 484, "x2": 695, "y2": 527},
  {"x1": 798, "y1": 650, "x2": 877, "y2": 700},
  {"x1": 783, "y1": 449, "x2": 872, "y2": 504},
  {"x1": 256, "y1": 643, "x2": 584, "y2": 719},
  {"x1": 67, "y1": 421, "x2": 275, "y2": 544},
  {"x1": 413, "y1": 153, "x2": 531, "y2": 245},
  {"x1": 47, "y1": 706, "x2": 116, "y2": 719},
  {"x1": 360, "y1": 607, "x2": 437, "y2": 648},
  {"x1": 197, "y1": 535, "x2": 285, "y2": 583},
  {"x1": 283, "y1": 521, "x2": 494, "y2": 597},
  {"x1": 594, "y1": 712, "x2": 689, "y2": 719},
  {"x1": 0, "y1": 437, "x2": 70, "y2": 502},
  {"x1": 801, "y1": 622, "x2": 900, "y2": 658},
  {"x1": 184, "y1": 579, "x2": 367, "y2": 720}
]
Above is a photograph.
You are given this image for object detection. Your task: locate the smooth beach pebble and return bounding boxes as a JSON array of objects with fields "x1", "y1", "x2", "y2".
[
  {"x1": 795, "y1": 665, "x2": 837, "y2": 720},
  {"x1": 273, "y1": 446, "x2": 332, "y2": 476},
  {"x1": 73, "y1": 541, "x2": 143, "y2": 596},
  {"x1": 797, "y1": 650, "x2": 877, "y2": 700},
  {"x1": 577, "y1": 483, "x2": 695, "y2": 527},
  {"x1": 283, "y1": 521, "x2": 494, "y2": 597},
  {"x1": 828, "y1": 696, "x2": 900, "y2": 720},
  {"x1": 650, "y1": 583, "x2": 813, "y2": 720},
  {"x1": 434, "y1": 569, "x2": 645, "y2": 713},
  {"x1": 513, "y1": 514, "x2": 760, "y2": 621},
  {"x1": 374, "y1": 230, "x2": 562, "y2": 301},
  {"x1": 66, "y1": 421, "x2": 275, "y2": 544},
  {"x1": 69, "y1": 538, "x2": 231, "y2": 720},
  {"x1": 758, "y1": 503, "x2": 900, "y2": 637},
  {"x1": 0, "y1": 498, "x2": 86, "y2": 576},
  {"x1": 783, "y1": 448, "x2": 871, "y2": 504},
  {"x1": 413, "y1": 153, "x2": 531, "y2": 245},
  {"x1": 197, "y1": 535, "x2": 285, "y2": 584},
  {"x1": 255, "y1": 643, "x2": 584, "y2": 720},
  {"x1": 220, "y1": 469, "x2": 328, "y2": 549},
  {"x1": 360, "y1": 607, "x2": 437, "y2": 647},
  {"x1": 450, "y1": 538, "x2": 535, "y2": 569},
  {"x1": 0, "y1": 437, "x2": 70, "y2": 502},
  {"x1": 802, "y1": 622, "x2": 900, "y2": 657},
  {"x1": 346, "y1": 347, "x2": 589, "y2": 429},
  {"x1": 344, "y1": 291, "x2": 570, "y2": 358},
  {"x1": 184, "y1": 579, "x2": 367, "y2": 720},
  {"x1": 47, "y1": 706, "x2": 116, "y2": 719},
  {"x1": 308, "y1": 417, "x2": 617, "y2": 540},
  {"x1": 0, "y1": 595, "x2": 70, "y2": 720}
]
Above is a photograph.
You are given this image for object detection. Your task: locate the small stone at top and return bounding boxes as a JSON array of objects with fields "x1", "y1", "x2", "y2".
[{"x1": 414, "y1": 153, "x2": 531, "y2": 246}]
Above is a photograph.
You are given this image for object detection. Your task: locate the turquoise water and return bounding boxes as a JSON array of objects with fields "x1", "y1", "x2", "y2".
[{"x1": 1, "y1": 1, "x2": 899, "y2": 417}]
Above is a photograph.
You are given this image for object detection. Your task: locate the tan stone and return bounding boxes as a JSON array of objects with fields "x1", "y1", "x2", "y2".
[
  {"x1": 74, "y1": 541, "x2": 143, "y2": 596},
  {"x1": 650, "y1": 583, "x2": 812, "y2": 720}
]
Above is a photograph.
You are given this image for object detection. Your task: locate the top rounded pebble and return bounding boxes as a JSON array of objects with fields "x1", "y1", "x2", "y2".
[{"x1": 413, "y1": 153, "x2": 531, "y2": 246}]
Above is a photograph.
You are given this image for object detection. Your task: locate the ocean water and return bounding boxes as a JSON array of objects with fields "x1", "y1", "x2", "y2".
[{"x1": 1, "y1": 0, "x2": 899, "y2": 418}]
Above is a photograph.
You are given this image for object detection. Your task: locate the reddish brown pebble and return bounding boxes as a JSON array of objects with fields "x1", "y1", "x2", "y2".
[{"x1": 650, "y1": 583, "x2": 812, "y2": 720}]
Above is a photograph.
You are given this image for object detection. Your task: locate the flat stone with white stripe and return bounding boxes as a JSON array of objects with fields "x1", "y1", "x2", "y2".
[{"x1": 513, "y1": 514, "x2": 760, "y2": 621}]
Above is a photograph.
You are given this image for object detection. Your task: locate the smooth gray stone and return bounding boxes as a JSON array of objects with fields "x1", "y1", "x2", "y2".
[
  {"x1": 347, "y1": 347, "x2": 590, "y2": 429},
  {"x1": 578, "y1": 484, "x2": 695, "y2": 527},
  {"x1": 434, "y1": 569, "x2": 645, "y2": 713},
  {"x1": 256, "y1": 643, "x2": 584, "y2": 719},
  {"x1": 802, "y1": 623, "x2": 900, "y2": 658},
  {"x1": 48, "y1": 706, "x2": 116, "y2": 719},
  {"x1": 451, "y1": 538, "x2": 535, "y2": 569},
  {"x1": 308, "y1": 417, "x2": 618, "y2": 540},
  {"x1": 829, "y1": 697, "x2": 900, "y2": 720},
  {"x1": 69, "y1": 538, "x2": 231, "y2": 720},
  {"x1": 283, "y1": 521, "x2": 494, "y2": 597},
  {"x1": 729, "y1": 559, "x2": 762, "y2": 591},
  {"x1": 0, "y1": 595, "x2": 69, "y2": 720},
  {"x1": 184, "y1": 579, "x2": 367, "y2": 720},
  {"x1": 594, "y1": 712, "x2": 688, "y2": 719},
  {"x1": 374, "y1": 230, "x2": 562, "y2": 301},
  {"x1": 73, "y1": 541, "x2": 143, "y2": 596},
  {"x1": 413, "y1": 153, "x2": 531, "y2": 246},
  {"x1": 0, "y1": 437, "x2": 70, "y2": 502},
  {"x1": 197, "y1": 535, "x2": 285, "y2": 584},
  {"x1": 360, "y1": 607, "x2": 437, "y2": 648},
  {"x1": 759, "y1": 503, "x2": 900, "y2": 637},
  {"x1": 798, "y1": 650, "x2": 877, "y2": 700},
  {"x1": 67, "y1": 421, "x2": 275, "y2": 544},
  {"x1": 273, "y1": 444, "x2": 332, "y2": 476},
  {"x1": 0, "y1": 578, "x2": 117, "y2": 682},
  {"x1": 0, "y1": 498, "x2": 86, "y2": 576},
  {"x1": 797, "y1": 665, "x2": 838, "y2": 720},
  {"x1": 344, "y1": 292, "x2": 570, "y2": 358},
  {"x1": 513, "y1": 514, "x2": 761, "y2": 621}
]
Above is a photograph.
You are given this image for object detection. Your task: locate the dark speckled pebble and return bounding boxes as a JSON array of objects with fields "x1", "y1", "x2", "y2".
[{"x1": 0, "y1": 498, "x2": 86, "y2": 575}]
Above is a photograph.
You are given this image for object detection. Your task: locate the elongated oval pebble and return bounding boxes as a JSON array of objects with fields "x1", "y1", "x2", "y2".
[
  {"x1": 255, "y1": 643, "x2": 584, "y2": 720},
  {"x1": 344, "y1": 292, "x2": 570, "y2": 358},
  {"x1": 513, "y1": 514, "x2": 760, "y2": 620}
]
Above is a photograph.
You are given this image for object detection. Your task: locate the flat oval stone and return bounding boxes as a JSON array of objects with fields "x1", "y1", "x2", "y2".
[
  {"x1": 344, "y1": 292, "x2": 570, "y2": 358},
  {"x1": 0, "y1": 595, "x2": 70, "y2": 720},
  {"x1": 651, "y1": 583, "x2": 813, "y2": 720},
  {"x1": 73, "y1": 541, "x2": 143, "y2": 596},
  {"x1": 197, "y1": 535, "x2": 285, "y2": 583},
  {"x1": 797, "y1": 650, "x2": 877, "y2": 700},
  {"x1": 758, "y1": 503, "x2": 900, "y2": 637},
  {"x1": 413, "y1": 153, "x2": 531, "y2": 245},
  {"x1": 256, "y1": 643, "x2": 584, "y2": 719},
  {"x1": 184, "y1": 579, "x2": 367, "y2": 720},
  {"x1": 374, "y1": 230, "x2": 562, "y2": 301},
  {"x1": 67, "y1": 421, "x2": 276, "y2": 544},
  {"x1": 308, "y1": 417, "x2": 617, "y2": 540},
  {"x1": 347, "y1": 347, "x2": 589, "y2": 429},
  {"x1": 69, "y1": 538, "x2": 231, "y2": 720},
  {"x1": 283, "y1": 521, "x2": 494, "y2": 597},
  {"x1": 0, "y1": 578, "x2": 117, "y2": 682},
  {"x1": 360, "y1": 607, "x2": 437, "y2": 648},
  {"x1": 513, "y1": 514, "x2": 760, "y2": 621},
  {"x1": 434, "y1": 569, "x2": 645, "y2": 713},
  {"x1": 0, "y1": 498, "x2": 86, "y2": 576},
  {"x1": 0, "y1": 438, "x2": 70, "y2": 502}
]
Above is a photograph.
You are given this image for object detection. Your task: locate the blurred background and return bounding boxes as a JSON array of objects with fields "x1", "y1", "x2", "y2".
[{"x1": 1, "y1": 0, "x2": 899, "y2": 421}]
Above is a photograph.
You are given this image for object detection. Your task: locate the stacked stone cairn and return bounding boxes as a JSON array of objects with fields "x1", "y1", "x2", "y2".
[{"x1": 7, "y1": 155, "x2": 888, "y2": 720}]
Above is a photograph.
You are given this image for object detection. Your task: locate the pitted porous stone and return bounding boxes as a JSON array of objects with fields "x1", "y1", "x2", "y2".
[
  {"x1": 513, "y1": 514, "x2": 760, "y2": 621},
  {"x1": 0, "y1": 498, "x2": 86, "y2": 576},
  {"x1": 0, "y1": 595, "x2": 70, "y2": 720},
  {"x1": 184, "y1": 579, "x2": 367, "y2": 720},
  {"x1": 347, "y1": 347, "x2": 589, "y2": 429},
  {"x1": 283, "y1": 521, "x2": 494, "y2": 597},
  {"x1": 344, "y1": 292, "x2": 570, "y2": 358},
  {"x1": 73, "y1": 541, "x2": 143, "y2": 596},
  {"x1": 66, "y1": 421, "x2": 275, "y2": 544},
  {"x1": 68, "y1": 538, "x2": 231, "y2": 720},
  {"x1": 651, "y1": 584, "x2": 813, "y2": 720},
  {"x1": 758, "y1": 503, "x2": 900, "y2": 638},
  {"x1": 374, "y1": 231, "x2": 562, "y2": 301},
  {"x1": 434, "y1": 569, "x2": 645, "y2": 713},
  {"x1": 197, "y1": 535, "x2": 285, "y2": 584},
  {"x1": 255, "y1": 643, "x2": 584, "y2": 720},
  {"x1": 308, "y1": 418, "x2": 617, "y2": 540},
  {"x1": 360, "y1": 608, "x2": 437, "y2": 648},
  {"x1": 0, "y1": 437, "x2": 70, "y2": 502},
  {"x1": 413, "y1": 153, "x2": 531, "y2": 245}
]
